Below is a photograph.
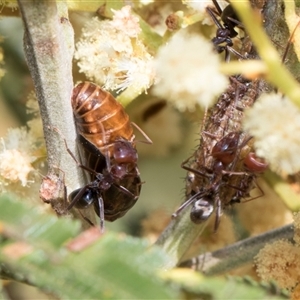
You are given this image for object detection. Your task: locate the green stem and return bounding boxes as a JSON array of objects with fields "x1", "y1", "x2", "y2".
[
  {"x1": 155, "y1": 206, "x2": 209, "y2": 268},
  {"x1": 180, "y1": 224, "x2": 294, "y2": 275},
  {"x1": 231, "y1": 1, "x2": 300, "y2": 108}
]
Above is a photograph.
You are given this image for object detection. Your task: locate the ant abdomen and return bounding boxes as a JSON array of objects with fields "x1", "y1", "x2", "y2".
[
  {"x1": 244, "y1": 152, "x2": 268, "y2": 173},
  {"x1": 72, "y1": 82, "x2": 134, "y2": 155}
]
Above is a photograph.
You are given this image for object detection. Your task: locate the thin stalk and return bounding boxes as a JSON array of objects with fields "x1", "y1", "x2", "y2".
[
  {"x1": 180, "y1": 224, "x2": 294, "y2": 275},
  {"x1": 230, "y1": 1, "x2": 300, "y2": 108},
  {"x1": 155, "y1": 207, "x2": 209, "y2": 269}
]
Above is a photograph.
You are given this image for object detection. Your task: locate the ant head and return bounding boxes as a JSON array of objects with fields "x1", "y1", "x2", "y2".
[{"x1": 113, "y1": 140, "x2": 138, "y2": 164}]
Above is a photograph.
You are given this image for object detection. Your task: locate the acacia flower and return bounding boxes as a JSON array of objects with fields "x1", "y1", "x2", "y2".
[
  {"x1": 111, "y1": 5, "x2": 141, "y2": 37},
  {"x1": 182, "y1": 0, "x2": 229, "y2": 25},
  {"x1": 243, "y1": 94, "x2": 300, "y2": 174},
  {"x1": 255, "y1": 239, "x2": 300, "y2": 290},
  {"x1": 0, "y1": 93, "x2": 44, "y2": 188},
  {"x1": 75, "y1": 6, "x2": 155, "y2": 94},
  {"x1": 0, "y1": 128, "x2": 35, "y2": 187},
  {"x1": 255, "y1": 213, "x2": 300, "y2": 298},
  {"x1": 153, "y1": 31, "x2": 228, "y2": 111}
]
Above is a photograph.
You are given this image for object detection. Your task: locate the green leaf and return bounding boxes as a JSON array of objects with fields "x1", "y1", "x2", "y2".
[
  {"x1": 162, "y1": 269, "x2": 289, "y2": 299},
  {"x1": 0, "y1": 194, "x2": 178, "y2": 299},
  {"x1": 0, "y1": 194, "x2": 81, "y2": 248}
]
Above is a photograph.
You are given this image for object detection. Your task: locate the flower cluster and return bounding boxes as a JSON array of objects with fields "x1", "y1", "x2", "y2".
[
  {"x1": 255, "y1": 213, "x2": 300, "y2": 299},
  {"x1": 1, "y1": 0, "x2": 18, "y2": 9},
  {"x1": 152, "y1": 31, "x2": 228, "y2": 112},
  {"x1": 74, "y1": 5, "x2": 155, "y2": 94},
  {"x1": 0, "y1": 93, "x2": 44, "y2": 188},
  {"x1": 243, "y1": 93, "x2": 300, "y2": 174},
  {"x1": 0, "y1": 128, "x2": 35, "y2": 187}
]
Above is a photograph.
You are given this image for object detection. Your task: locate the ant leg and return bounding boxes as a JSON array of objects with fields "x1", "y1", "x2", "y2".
[
  {"x1": 172, "y1": 192, "x2": 205, "y2": 218},
  {"x1": 53, "y1": 127, "x2": 100, "y2": 177},
  {"x1": 112, "y1": 182, "x2": 137, "y2": 199},
  {"x1": 206, "y1": 6, "x2": 223, "y2": 30},
  {"x1": 131, "y1": 122, "x2": 153, "y2": 144},
  {"x1": 96, "y1": 194, "x2": 105, "y2": 233},
  {"x1": 212, "y1": 0, "x2": 222, "y2": 16},
  {"x1": 213, "y1": 195, "x2": 222, "y2": 232},
  {"x1": 225, "y1": 47, "x2": 230, "y2": 62},
  {"x1": 227, "y1": 46, "x2": 247, "y2": 60},
  {"x1": 97, "y1": 121, "x2": 112, "y2": 172},
  {"x1": 282, "y1": 20, "x2": 300, "y2": 64},
  {"x1": 181, "y1": 154, "x2": 210, "y2": 178},
  {"x1": 222, "y1": 170, "x2": 249, "y2": 176},
  {"x1": 77, "y1": 209, "x2": 95, "y2": 227},
  {"x1": 242, "y1": 177, "x2": 265, "y2": 203}
]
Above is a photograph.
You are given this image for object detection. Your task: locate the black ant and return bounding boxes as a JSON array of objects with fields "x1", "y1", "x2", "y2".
[
  {"x1": 206, "y1": 0, "x2": 244, "y2": 61},
  {"x1": 67, "y1": 134, "x2": 141, "y2": 232},
  {"x1": 173, "y1": 131, "x2": 252, "y2": 231}
]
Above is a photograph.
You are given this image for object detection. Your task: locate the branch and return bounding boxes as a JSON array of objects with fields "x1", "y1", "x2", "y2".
[{"x1": 17, "y1": 0, "x2": 96, "y2": 225}]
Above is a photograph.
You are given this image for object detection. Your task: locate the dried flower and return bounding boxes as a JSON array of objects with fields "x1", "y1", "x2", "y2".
[
  {"x1": 243, "y1": 94, "x2": 300, "y2": 174},
  {"x1": 152, "y1": 31, "x2": 228, "y2": 112},
  {"x1": 255, "y1": 239, "x2": 300, "y2": 290},
  {"x1": 255, "y1": 213, "x2": 300, "y2": 298},
  {"x1": 75, "y1": 6, "x2": 155, "y2": 94}
]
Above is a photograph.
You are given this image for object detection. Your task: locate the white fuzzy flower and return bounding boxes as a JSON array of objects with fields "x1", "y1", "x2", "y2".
[
  {"x1": 111, "y1": 5, "x2": 141, "y2": 37},
  {"x1": 3, "y1": 127, "x2": 35, "y2": 154},
  {"x1": 0, "y1": 92, "x2": 45, "y2": 189},
  {"x1": 182, "y1": 0, "x2": 228, "y2": 25},
  {"x1": 75, "y1": 9, "x2": 154, "y2": 94},
  {"x1": 0, "y1": 149, "x2": 33, "y2": 186},
  {"x1": 243, "y1": 93, "x2": 300, "y2": 174},
  {"x1": 183, "y1": 0, "x2": 228, "y2": 13},
  {"x1": 112, "y1": 55, "x2": 155, "y2": 92},
  {"x1": 152, "y1": 31, "x2": 228, "y2": 111},
  {"x1": 0, "y1": 128, "x2": 37, "y2": 186}
]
